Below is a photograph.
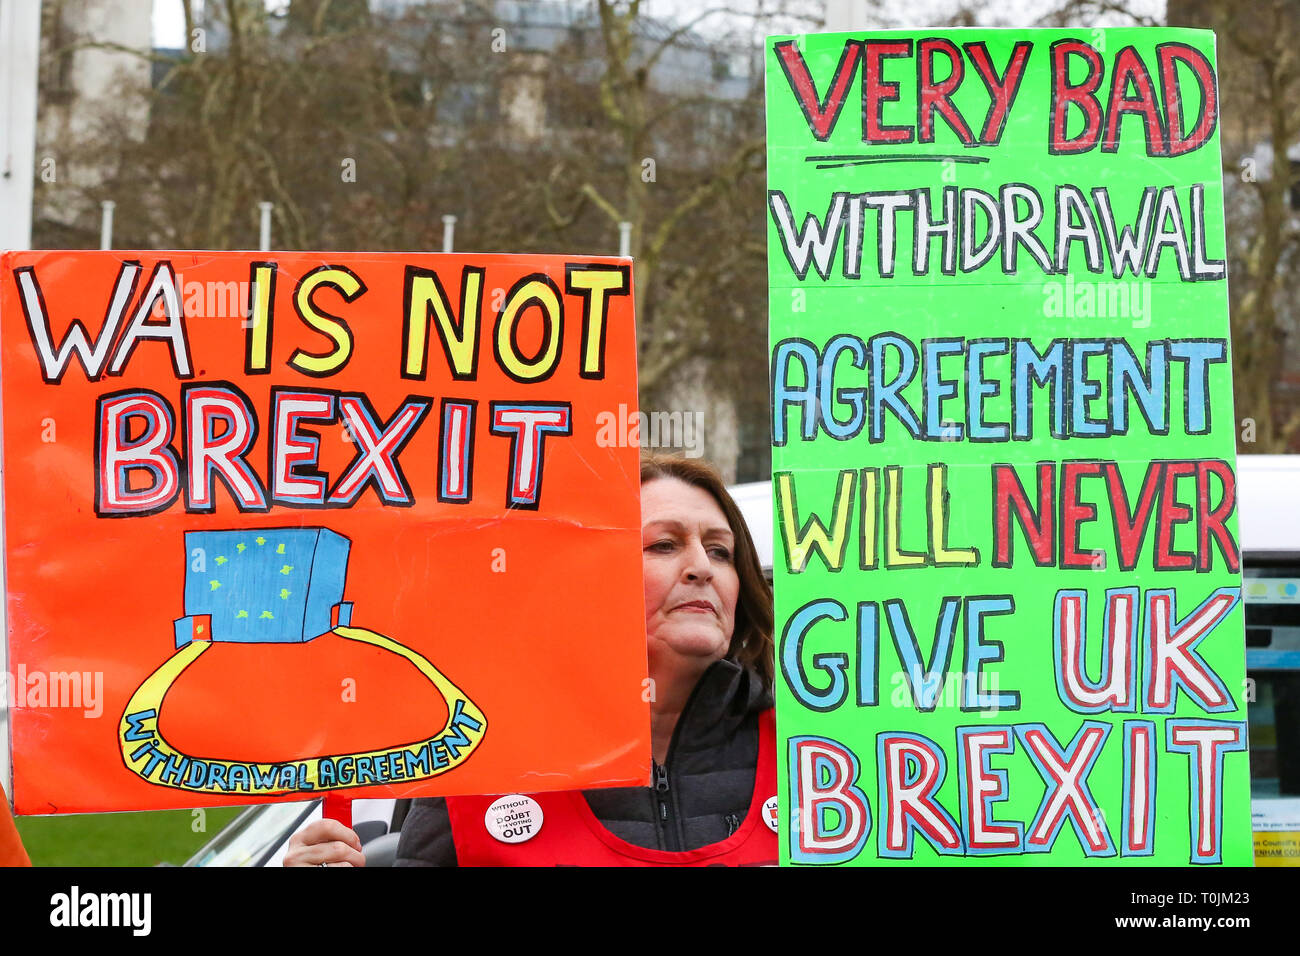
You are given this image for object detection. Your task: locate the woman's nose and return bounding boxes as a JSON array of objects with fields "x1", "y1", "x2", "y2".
[{"x1": 682, "y1": 539, "x2": 713, "y2": 581}]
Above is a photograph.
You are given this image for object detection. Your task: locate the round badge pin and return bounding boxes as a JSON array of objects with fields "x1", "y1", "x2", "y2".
[
  {"x1": 485, "y1": 794, "x2": 544, "y2": 844},
  {"x1": 763, "y1": 795, "x2": 779, "y2": 833}
]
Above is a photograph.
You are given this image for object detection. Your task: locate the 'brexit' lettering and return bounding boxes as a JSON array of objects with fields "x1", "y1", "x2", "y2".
[
  {"x1": 790, "y1": 719, "x2": 1245, "y2": 866},
  {"x1": 94, "y1": 387, "x2": 571, "y2": 515}
]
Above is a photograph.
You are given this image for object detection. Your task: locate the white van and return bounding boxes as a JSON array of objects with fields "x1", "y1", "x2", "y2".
[{"x1": 1235, "y1": 456, "x2": 1300, "y2": 862}]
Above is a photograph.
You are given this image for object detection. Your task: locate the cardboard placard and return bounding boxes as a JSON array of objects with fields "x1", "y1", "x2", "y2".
[
  {"x1": 1, "y1": 250, "x2": 648, "y2": 813},
  {"x1": 767, "y1": 29, "x2": 1251, "y2": 865}
]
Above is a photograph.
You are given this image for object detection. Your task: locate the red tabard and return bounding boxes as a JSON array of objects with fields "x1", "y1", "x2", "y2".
[{"x1": 446, "y1": 708, "x2": 778, "y2": 866}]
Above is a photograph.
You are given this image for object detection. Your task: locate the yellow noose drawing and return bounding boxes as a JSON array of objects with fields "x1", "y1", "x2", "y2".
[{"x1": 118, "y1": 528, "x2": 486, "y2": 796}]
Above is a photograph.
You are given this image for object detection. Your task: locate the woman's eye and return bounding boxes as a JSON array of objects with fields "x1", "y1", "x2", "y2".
[
  {"x1": 710, "y1": 547, "x2": 733, "y2": 561},
  {"x1": 646, "y1": 540, "x2": 675, "y2": 552}
]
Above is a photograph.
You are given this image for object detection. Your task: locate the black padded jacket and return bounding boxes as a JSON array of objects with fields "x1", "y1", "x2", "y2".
[{"x1": 394, "y1": 658, "x2": 772, "y2": 865}]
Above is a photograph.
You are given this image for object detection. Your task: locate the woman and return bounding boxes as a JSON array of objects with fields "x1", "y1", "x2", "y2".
[{"x1": 286, "y1": 454, "x2": 775, "y2": 866}]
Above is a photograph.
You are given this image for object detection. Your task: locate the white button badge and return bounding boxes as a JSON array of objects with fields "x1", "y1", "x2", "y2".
[{"x1": 485, "y1": 794, "x2": 544, "y2": 844}]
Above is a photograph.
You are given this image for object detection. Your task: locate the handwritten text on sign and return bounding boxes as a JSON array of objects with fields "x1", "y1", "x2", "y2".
[
  {"x1": 1, "y1": 251, "x2": 649, "y2": 813},
  {"x1": 767, "y1": 30, "x2": 1250, "y2": 866}
]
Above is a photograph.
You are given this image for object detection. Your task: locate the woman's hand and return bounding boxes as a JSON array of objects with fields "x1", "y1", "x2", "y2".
[{"x1": 283, "y1": 819, "x2": 367, "y2": 867}]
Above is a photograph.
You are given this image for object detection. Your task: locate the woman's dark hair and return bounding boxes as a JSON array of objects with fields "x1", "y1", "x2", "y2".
[{"x1": 640, "y1": 454, "x2": 774, "y2": 690}]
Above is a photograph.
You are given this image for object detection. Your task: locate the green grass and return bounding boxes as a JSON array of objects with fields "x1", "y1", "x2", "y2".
[{"x1": 16, "y1": 806, "x2": 246, "y2": 866}]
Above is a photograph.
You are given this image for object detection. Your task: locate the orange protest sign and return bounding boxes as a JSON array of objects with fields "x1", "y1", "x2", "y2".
[{"x1": 0, "y1": 250, "x2": 648, "y2": 814}]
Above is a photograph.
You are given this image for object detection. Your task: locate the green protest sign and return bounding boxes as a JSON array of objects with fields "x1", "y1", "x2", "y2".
[{"x1": 766, "y1": 29, "x2": 1250, "y2": 866}]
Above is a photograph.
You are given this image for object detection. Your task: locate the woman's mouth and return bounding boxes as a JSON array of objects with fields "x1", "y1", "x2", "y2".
[{"x1": 673, "y1": 601, "x2": 715, "y2": 614}]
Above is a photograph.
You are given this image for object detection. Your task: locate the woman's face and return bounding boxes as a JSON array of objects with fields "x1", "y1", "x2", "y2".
[{"x1": 641, "y1": 476, "x2": 740, "y2": 671}]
